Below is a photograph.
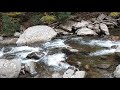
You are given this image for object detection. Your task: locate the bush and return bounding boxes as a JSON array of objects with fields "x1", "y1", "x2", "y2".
[
  {"x1": 1, "y1": 13, "x2": 20, "y2": 36},
  {"x1": 110, "y1": 12, "x2": 120, "y2": 18},
  {"x1": 40, "y1": 15, "x2": 57, "y2": 24},
  {"x1": 55, "y1": 12, "x2": 71, "y2": 22},
  {"x1": 29, "y1": 13, "x2": 43, "y2": 26}
]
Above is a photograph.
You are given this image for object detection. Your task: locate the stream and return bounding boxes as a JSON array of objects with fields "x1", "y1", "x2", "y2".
[{"x1": 0, "y1": 29, "x2": 120, "y2": 78}]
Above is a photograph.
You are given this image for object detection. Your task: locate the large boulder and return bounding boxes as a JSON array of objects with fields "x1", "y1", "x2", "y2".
[
  {"x1": 113, "y1": 64, "x2": 120, "y2": 78},
  {"x1": 76, "y1": 28, "x2": 98, "y2": 35},
  {"x1": 16, "y1": 25, "x2": 57, "y2": 46},
  {"x1": 0, "y1": 59, "x2": 21, "y2": 78},
  {"x1": 100, "y1": 23, "x2": 110, "y2": 35}
]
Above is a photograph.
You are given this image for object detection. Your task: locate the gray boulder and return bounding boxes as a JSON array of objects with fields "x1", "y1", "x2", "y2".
[
  {"x1": 114, "y1": 64, "x2": 120, "y2": 78},
  {"x1": 16, "y1": 25, "x2": 57, "y2": 46},
  {"x1": 100, "y1": 23, "x2": 110, "y2": 35},
  {"x1": 0, "y1": 59, "x2": 21, "y2": 78},
  {"x1": 76, "y1": 28, "x2": 98, "y2": 35}
]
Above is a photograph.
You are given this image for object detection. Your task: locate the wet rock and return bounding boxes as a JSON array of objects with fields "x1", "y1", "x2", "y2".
[
  {"x1": 0, "y1": 59, "x2": 21, "y2": 78},
  {"x1": 0, "y1": 36, "x2": 3, "y2": 41},
  {"x1": 16, "y1": 25, "x2": 57, "y2": 46},
  {"x1": 100, "y1": 23, "x2": 110, "y2": 35},
  {"x1": 115, "y1": 47, "x2": 120, "y2": 57},
  {"x1": 26, "y1": 52, "x2": 44, "y2": 60},
  {"x1": 114, "y1": 64, "x2": 120, "y2": 78},
  {"x1": 97, "y1": 64, "x2": 111, "y2": 69},
  {"x1": 52, "y1": 72, "x2": 62, "y2": 78},
  {"x1": 111, "y1": 45, "x2": 119, "y2": 49},
  {"x1": 14, "y1": 32, "x2": 21, "y2": 37},
  {"x1": 24, "y1": 61, "x2": 37, "y2": 76},
  {"x1": 76, "y1": 28, "x2": 98, "y2": 36},
  {"x1": 1, "y1": 54, "x2": 16, "y2": 60},
  {"x1": 59, "y1": 21, "x2": 77, "y2": 32}
]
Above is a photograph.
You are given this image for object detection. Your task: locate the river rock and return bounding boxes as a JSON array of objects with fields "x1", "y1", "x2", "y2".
[
  {"x1": 0, "y1": 38, "x2": 18, "y2": 45},
  {"x1": 74, "y1": 20, "x2": 89, "y2": 28},
  {"x1": 14, "y1": 32, "x2": 21, "y2": 37},
  {"x1": 52, "y1": 72, "x2": 62, "y2": 78},
  {"x1": 59, "y1": 21, "x2": 77, "y2": 31},
  {"x1": 76, "y1": 28, "x2": 98, "y2": 35},
  {"x1": 100, "y1": 23, "x2": 110, "y2": 35},
  {"x1": 63, "y1": 68, "x2": 86, "y2": 78},
  {"x1": 24, "y1": 61, "x2": 37, "y2": 76},
  {"x1": 63, "y1": 69, "x2": 74, "y2": 78},
  {"x1": 0, "y1": 36, "x2": 3, "y2": 41},
  {"x1": 0, "y1": 59, "x2": 21, "y2": 78},
  {"x1": 97, "y1": 14, "x2": 107, "y2": 21},
  {"x1": 26, "y1": 52, "x2": 44, "y2": 60},
  {"x1": 97, "y1": 64, "x2": 111, "y2": 69},
  {"x1": 71, "y1": 71, "x2": 86, "y2": 78},
  {"x1": 115, "y1": 47, "x2": 120, "y2": 57},
  {"x1": 113, "y1": 64, "x2": 120, "y2": 78},
  {"x1": 16, "y1": 25, "x2": 57, "y2": 46}
]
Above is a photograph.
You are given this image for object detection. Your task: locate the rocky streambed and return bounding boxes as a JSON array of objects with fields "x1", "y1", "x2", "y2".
[
  {"x1": 1, "y1": 13, "x2": 120, "y2": 78},
  {"x1": 0, "y1": 34, "x2": 120, "y2": 78}
]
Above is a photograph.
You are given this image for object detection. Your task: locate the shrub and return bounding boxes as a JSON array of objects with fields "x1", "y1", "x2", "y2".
[
  {"x1": 40, "y1": 15, "x2": 57, "y2": 24},
  {"x1": 29, "y1": 13, "x2": 43, "y2": 26},
  {"x1": 1, "y1": 13, "x2": 20, "y2": 36},
  {"x1": 110, "y1": 12, "x2": 120, "y2": 18},
  {"x1": 55, "y1": 12, "x2": 71, "y2": 22}
]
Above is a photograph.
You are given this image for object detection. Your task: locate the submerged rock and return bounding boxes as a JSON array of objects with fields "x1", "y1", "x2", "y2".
[
  {"x1": 76, "y1": 28, "x2": 98, "y2": 35},
  {"x1": 26, "y1": 52, "x2": 44, "y2": 60},
  {"x1": 97, "y1": 64, "x2": 111, "y2": 69},
  {"x1": 0, "y1": 59, "x2": 21, "y2": 78},
  {"x1": 16, "y1": 25, "x2": 57, "y2": 46},
  {"x1": 115, "y1": 47, "x2": 120, "y2": 57}
]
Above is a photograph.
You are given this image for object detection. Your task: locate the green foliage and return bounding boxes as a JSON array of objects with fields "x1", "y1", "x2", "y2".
[
  {"x1": 110, "y1": 12, "x2": 120, "y2": 17},
  {"x1": 1, "y1": 13, "x2": 20, "y2": 36},
  {"x1": 55, "y1": 12, "x2": 71, "y2": 22},
  {"x1": 40, "y1": 15, "x2": 57, "y2": 24},
  {"x1": 29, "y1": 13, "x2": 43, "y2": 25}
]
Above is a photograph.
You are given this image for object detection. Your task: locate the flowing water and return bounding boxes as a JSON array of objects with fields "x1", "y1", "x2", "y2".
[{"x1": 0, "y1": 28, "x2": 120, "y2": 78}]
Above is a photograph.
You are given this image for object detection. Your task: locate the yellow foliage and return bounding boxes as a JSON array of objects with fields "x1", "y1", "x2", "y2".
[
  {"x1": 5, "y1": 12, "x2": 24, "y2": 17},
  {"x1": 40, "y1": 15, "x2": 56, "y2": 24},
  {"x1": 110, "y1": 12, "x2": 120, "y2": 17}
]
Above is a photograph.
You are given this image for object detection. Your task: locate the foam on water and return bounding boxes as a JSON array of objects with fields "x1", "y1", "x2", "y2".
[
  {"x1": 43, "y1": 39, "x2": 70, "y2": 48},
  {"x1": 90, "y1": 49, "x2": 116, "y2": 56},
  {"x1": 42, "y1": 53, "x2": 70, "y2": 69}
]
